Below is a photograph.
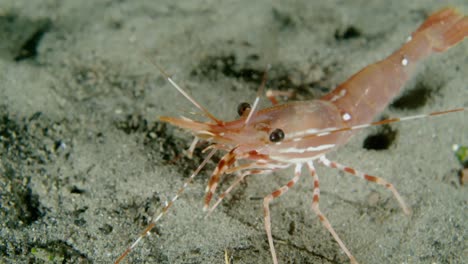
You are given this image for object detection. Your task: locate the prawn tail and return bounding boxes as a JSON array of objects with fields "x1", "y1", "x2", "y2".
[{"x1": 415, "y1": 7, "x2": 468, "y2": 52}]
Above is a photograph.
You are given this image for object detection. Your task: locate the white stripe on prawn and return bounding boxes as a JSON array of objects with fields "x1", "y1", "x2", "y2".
[{"x1": 278, "y1": 144, "x2": 336, "y2": 154}]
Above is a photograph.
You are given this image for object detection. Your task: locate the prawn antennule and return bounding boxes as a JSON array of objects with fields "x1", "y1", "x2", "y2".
[{"x1": 150, "y1": 59, "x2": 223, "y2": 124}]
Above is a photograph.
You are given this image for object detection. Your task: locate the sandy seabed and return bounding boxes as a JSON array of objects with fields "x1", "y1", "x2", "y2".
[{"x1": 1, "y1": 1, "x2": 467, "y2": 263}]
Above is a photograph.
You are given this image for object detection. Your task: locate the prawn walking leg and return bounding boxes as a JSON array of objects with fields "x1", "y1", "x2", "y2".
[
  {"x1": 207, "y1": 169, "x2": 272, "y2": 216},
  {"x1": 264, "y1": 164, "x2": 303, "y2": 264},
  {"x1": 204, "y1": 150, "x2": 236, "y2": 210},
  {"x1": 306, "y1": 161, "x2": 358, "y2": 264},
  {"x1": 319, "y1": 156, "x2": 411, "y2": 215}
]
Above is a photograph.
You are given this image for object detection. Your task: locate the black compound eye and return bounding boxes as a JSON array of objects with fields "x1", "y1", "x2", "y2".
[
  {"x1": 269, "y1": 128, "x2": 285, "y2": 142},
  {"x1": 237, "y1": 102, "x2": 251, "y2": 116}
]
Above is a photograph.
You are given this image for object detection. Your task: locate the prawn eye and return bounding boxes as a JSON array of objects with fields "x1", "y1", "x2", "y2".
[
  {"x1": 269, "y1": 128, "x2": 285, "y2": 142},
  {"x1": 237, "y1": 102, "x2": 251, "y2": 116}
]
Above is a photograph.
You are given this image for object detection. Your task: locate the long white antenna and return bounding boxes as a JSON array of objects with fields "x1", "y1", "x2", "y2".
[
  {"x1": 288, "y1": 108, "x2": 466, "y2": 141},
  {"x1": 245, "y1": 64, "x2": 271, "y2": 126},
  {"x1": 115, "y1": 148, "x2": 217, "y2": 263},
  {"x1": 149, "y1": 59, "x2": 222, "y2": 124}
]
